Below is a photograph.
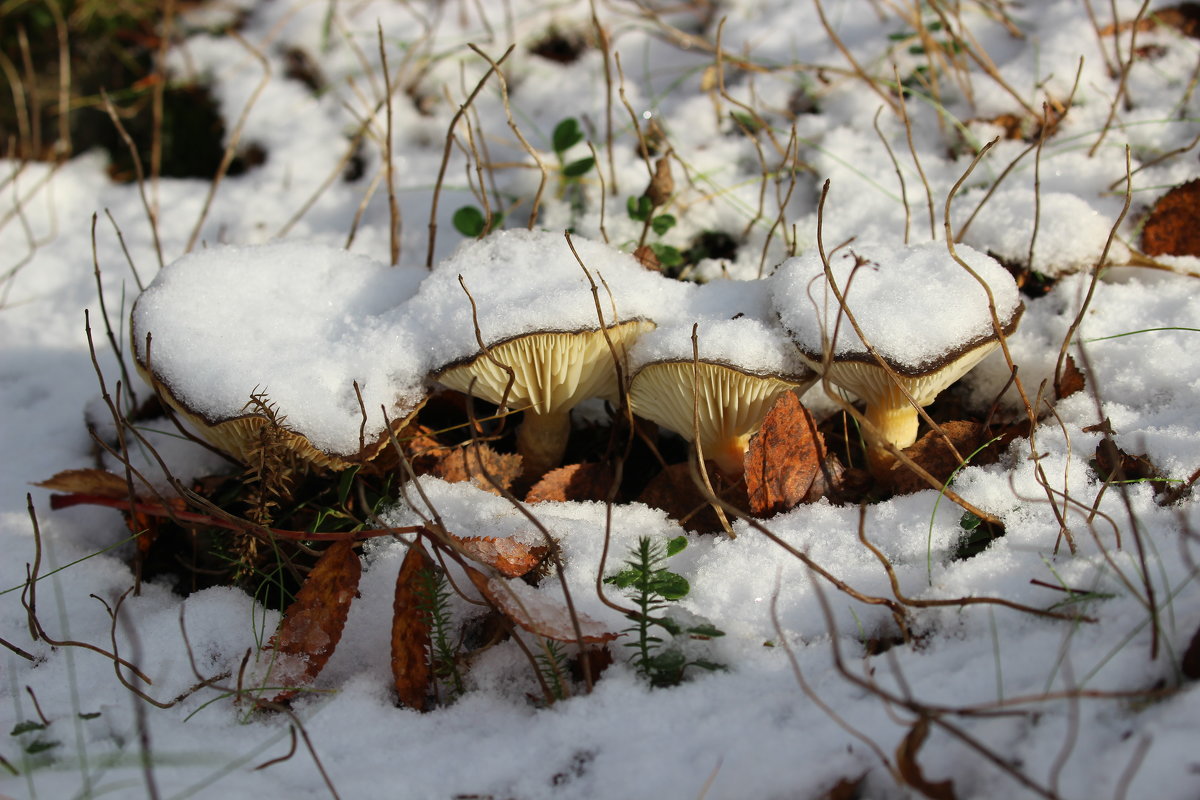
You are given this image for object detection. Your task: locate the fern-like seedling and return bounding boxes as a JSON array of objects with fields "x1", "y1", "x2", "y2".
[
  {"x1": 604, "y1": 536, "x2": 724, "y2": 687},
  {"x1": 416, "y1": 567, "x2": 465, "y2": 703},
  {"x1": 536, "y1": 638, "x2": 571, "y2": 701}
]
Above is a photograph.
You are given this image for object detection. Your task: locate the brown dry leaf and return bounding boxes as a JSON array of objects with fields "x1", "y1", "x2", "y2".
[
  {"x1": 744, "y1": 392, "x2": 827, "y2": 517},
  {"x1": 36, "y1": 468, "x2": 134, "y2": 498},
  {"x1": 896, "y1": 717, "x2": 957, "y2": 800},
  {"x1": 638, "y1": 461, "x2": 748, "y2": 533},
  {"x1": 451, "y1": 534, "x2": 547, "y2": 578},
  {"x1": 526, "y1": 462, "x2": 615, "y2": 504},
  {"x1": 819, "y1": 774, "x2": 868, "y2": 800},
  {"x1": 427, "y1": 441, "x2": 523, "y2": 496},
  {"x1": 889, "y1": 421, "x2": 987, "y2": 496},
  {"x1": 1056, "y1": 354, "x2": 1086, "y2": 400},
  {"x1": 633, "y1": 244, "x2": 660, "y2": 270},
  {"x1": 465, "y1": 566, "x2": 618, "y2": 644},
  {"x1": 1142, "y1": 179, "x2": 1200, "y2": 257},
  {"x1": 392, "y1": 540, "x2": 434, "y2": 711},
  {"x1": 267, "y1": 539, "x2": 361, "y2": 699},
  {"x1": 645, "y1": 154, "x2": 674, "y2": 207},
  {"x1": 1100, "y1": 5, "x2": 1200, "y2": 37}
]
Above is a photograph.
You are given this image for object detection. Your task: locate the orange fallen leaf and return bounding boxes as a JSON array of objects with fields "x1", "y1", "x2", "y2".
[
  {"x1": 266, "y1": 539, "x2": 361, "y2": 700},
  {"x1": 427, "y1": 441, "x2": 523, "y2": 496},
  {"x1": 392, "y1": 540, "x2": 434, "y2": 711},
  {"x1": 637, "y1": 461, "x2": 748, "y2": 533},
  {"x1": 465, "y1": 567, "x2": 617, "y2": 644},
  {"x1": 36, "y1": 468, "x2": 133, "y2": 498},
  {"x1": 889, "y1": 421, "x2": 988, "y2": 496},
  {"x1": 744, "y1": 392, "x2": 828, "y2": 516},
  {"x1": 526, "y1": 462, "x2": 615, "y2": 504}
]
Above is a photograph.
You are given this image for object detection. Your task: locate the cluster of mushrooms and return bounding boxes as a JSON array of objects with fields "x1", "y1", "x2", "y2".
[{"x1": 132, "y1": 230, "x2": 1023, "y2": 488}]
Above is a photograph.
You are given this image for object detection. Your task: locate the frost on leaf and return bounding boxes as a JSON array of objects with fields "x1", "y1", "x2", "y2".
[
  {"x1": 466, "y1": 567, "x2": 617, "y2": 644},
  {"x1": 451, "y1": 534, "x2": 547, "y2": 578},
  {"x1": 266, "y1": 539, "x2": 361, "y2": 700}
]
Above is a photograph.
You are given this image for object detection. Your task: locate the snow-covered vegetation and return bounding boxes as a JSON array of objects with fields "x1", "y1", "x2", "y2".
[{"x1": 2, "y1": 1, "x2": 1200, "y2": 798}]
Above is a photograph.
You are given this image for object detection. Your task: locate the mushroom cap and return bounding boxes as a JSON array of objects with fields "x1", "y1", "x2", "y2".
[
  {"x1": 131, "y1": 241, "x2": 429, "y2": 465},
  {"x1": 629, "y1": 359, "x2": 812, "y2": 453},
  {"x1": 434, "y1": 320, "x2": 654, "y2": 414},
  {"x1": 771, "y1": 240, "x2": 1023, "y2": 376},
  {"x1": 410, "y1": 229, "x2": 693, "y2": 369}
]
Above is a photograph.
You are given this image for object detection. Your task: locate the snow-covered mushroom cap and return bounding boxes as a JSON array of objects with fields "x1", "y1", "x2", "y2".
[
  {"x1": 629, "y1": 279, "x2": 816, "y2": 475},
  {"x1": 771, "y1": 240, "x2": 1022, "y2": 471},
  {"x1": 131, "y1": 242, "x2": 429, "y2": 468},
  {"x1": 415, "y1": 229, "x2": 689, "y2": 475}
]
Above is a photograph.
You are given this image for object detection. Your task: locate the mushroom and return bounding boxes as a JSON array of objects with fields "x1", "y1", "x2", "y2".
[
  {"x1": 412, "y1": 229, "x2": 688, "y2": 477},
  {"x1": 131, "y1": 241, "x2": 429, "y2": 469},
  {"x1": 771, "y1": 240, "x2": 1023, "y2": 478},
  {"x1": 628, "y1": 279, "x2": 816, "y2": 476},
  {"x1": 435, "y1": 322, "x2": 655, "y2": 475}
]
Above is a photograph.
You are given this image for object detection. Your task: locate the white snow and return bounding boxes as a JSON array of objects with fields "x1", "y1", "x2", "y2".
[
  {"x1": 131, "y1": 241, "x2": 428, "y2": 456},
  {"x1": 3, "y1": 1, "x2": 1200, "y2": 799},
  {"x1": 772, "y1": 240, "x2": 1023, "y2": 371}
]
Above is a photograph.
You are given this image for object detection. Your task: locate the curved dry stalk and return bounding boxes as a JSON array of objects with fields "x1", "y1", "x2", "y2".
[
  {"x1": 892, "y1": 65, "x2": 935, "y2": 240},
  {"x1": 855, "y1": 506, "x2": 1095, "y2": 623},
  {"x1": 926, "y1": 3, "x2": 1038, "y2": 119},
  {"x1": 614, "y1": 52, "x2": 656, "y2": 182},
  {"x1": 688, "y1": 324, "x2": 734, "y2": 538},
  {"x1": 873, "y1": 105, "x2": 911, "y2": 244},
  {"x1": 427, "y1": 44, "x2": 514, "y2": 268},
  {"x1": 1089, "y1": 0, "x2": 1152, "y2": 157},
  {"x1": 185, "y1": 30, "x2": 272, "y2": 253},
  {"x1": 468, "y1": 44, "x2": 547, "y2": 230},
  {"x1": 769, "y1": 573, "x2": 898, "y2": 779},
  {"x1": 815, "y1": 182, "x2": 992, "y2": 497},
  {"x1": 589, "y1": 0, "x2": 618, "y2": 196},
  {"x1": 814, "y1": 0, "x2": 900, "y2": 115},
  {"x1": 378, "y1": 23, "x2": 401, "y2": 264},
  {"x1": 101, "y1": 90, "x2": 164, "y2": 269}
]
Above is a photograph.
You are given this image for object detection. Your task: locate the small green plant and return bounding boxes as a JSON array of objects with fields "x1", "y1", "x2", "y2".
[
  {"x1": 536, "y1": 638, "x2": 571, "y2": 701},
  {"x1": 627, "y1": 195, "x2": 682, "y2": 270},
  {"x1": 416, "y1": 567, "x2": 465, "y2": 702},
  {"x1": 451, "y1": 205, "x2": 504, "y2": 238},
  {"x1": 551, "y1": 117, "x2": 595, "y2": 179},
  {"x1": 604, "y1": 535, "x2": 724, "y2": 687}
]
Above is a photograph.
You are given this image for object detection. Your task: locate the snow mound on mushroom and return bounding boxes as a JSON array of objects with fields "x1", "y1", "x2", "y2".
[
  {"x1": 771, "y1": 240, "x2": 1021, "y2": 373},
  {"x1": 409, "y1": 229, "x2": 692, "y2": 366},
  {"x1": 629, "y1": 277, "x2": 809, "y2": 379},
  {"x1": 131, "y1": 241, "x2": 428, "y2": 456}
]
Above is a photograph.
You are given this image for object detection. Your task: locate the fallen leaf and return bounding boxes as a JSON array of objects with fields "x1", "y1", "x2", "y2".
[
  {"x1": 427, "y1": 441, "x2": 523, "y2": 496},
  {"x1": 1056, "y1": 354, "x2": 1086, "y2": 400},
  {"x1": 1142, "y1": 179, "x2": 1200, "y2": 257},
  {"x1": 888, "y1": 421, "x2": 1024, "y2": 496},
  {"x1": 266, "y1": 539, "x2": 361, "y2": 700},
  {"x1": 819, "y1": 774, "x2": 868, "y2": 800},
  {"x1": 1099, "y1": 5, "x2": 1200, "y2": 38},
  {"x1": 450, "y1": 534, "x2": 547, "y2": 578},
  {"x1": 896, "y1": 717, "x2": 957, "y2": 800},
  {"x1": 392, "y1": 540, "x2": 434, "y2": 711},
  {"x1": 637, "y1": 461, "x2": 748, "y2": 533},
  {"x1": 744, "y1": 392, "x2": 829, "y2": 516},
  {"x1": 36, "y1": 468, "x2": 133, "y2": 498},
  {"x1": 466, "y1": 567, "x2": 618, "y2": 644},
  {"x1": 526, "y1": 462, "x2": 615, "y2": 504}
]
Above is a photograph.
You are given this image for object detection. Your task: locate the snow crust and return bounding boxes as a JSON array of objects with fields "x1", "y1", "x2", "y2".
[
  {"x1": 132, "y1": 242, "x2": 428, "y2": 455},
  {"x1": 3, "y1": 1, "x2": 1200, "y2": 799},
  {"x1": 772, "y1": 240, "x2": 1022, "y2": 371},
  {"x1": 409, "y1": 229, "x2": 692, "y2": 367}
]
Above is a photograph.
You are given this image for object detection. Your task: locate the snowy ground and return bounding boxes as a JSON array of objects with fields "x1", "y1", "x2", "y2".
[{"x1": 3, "y1": 1, "x2": 1200, "y2": 798}]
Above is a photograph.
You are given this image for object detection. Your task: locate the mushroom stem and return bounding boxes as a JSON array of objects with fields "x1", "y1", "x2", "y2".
[
  {"x1": 710, "y1": 433, "x2": 752, "y2": 477},
  {"x1": 516, "y1": 409, "x2": 571, "y2": 478},
  {"x1": 864, "y1": 391, "x2": 920, "y2": 480}
]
